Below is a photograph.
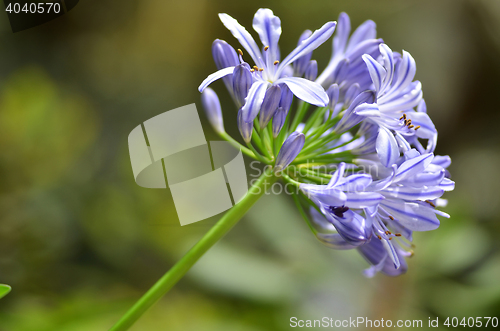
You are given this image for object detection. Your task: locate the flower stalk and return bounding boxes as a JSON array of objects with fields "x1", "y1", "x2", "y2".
[{"x1": 109, "y1": 168, "x2": 277, "y2": 331}]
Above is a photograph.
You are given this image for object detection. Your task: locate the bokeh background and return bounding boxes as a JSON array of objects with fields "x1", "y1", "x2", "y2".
[{"x1": 0, "y1": 0, "x2": 499, "y2": 330}]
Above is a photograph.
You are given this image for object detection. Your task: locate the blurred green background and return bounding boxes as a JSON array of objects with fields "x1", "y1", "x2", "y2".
[{"x1": 0, "y1": 0, "x2": 499, "y2": 330}]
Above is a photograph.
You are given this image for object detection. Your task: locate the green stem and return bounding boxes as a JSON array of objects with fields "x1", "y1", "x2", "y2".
[
  {"x1": 219, "y1": 132, "x2": 256, "y2": 159},
  {"x1": 246, "y1": 142, "x2": 272, "y2": 164},
  {"x1": 290, "y1": 101, "x2": 310, "y2": 132},
  {"x1": 108, "y1": 168, "x2": 277, "y2": 331},
  {"x1": 292, "y1": 193, "x2": 317, "y2": 234}
]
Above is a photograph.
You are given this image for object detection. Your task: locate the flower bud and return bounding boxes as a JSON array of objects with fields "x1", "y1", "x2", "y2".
[
  {"x1": 304, "y1": 60, "x2": 318, "y2": 81},
  {"x1": 275, "y1": 132, "x2": 305, "y2": 170},
  {"x1": 201, "y1": 88, "x2": 224, "y2": 134},
  {"x1": 212, "y1": 39, "x2": 240, "y2": 95},
  {"x1": 279, "y1": 84, "x2": 293, "y2": 112},
  {"x1": 232, "y1": 64, "x2": 253, "y2": 108},
  {"x1": 237, "y1": 108, "x2": 253, "y2": 143},
  {"x1": 259, "y1": 85, "x2": 281, "y2": 128},
  {"x1": 344, "y1": 83, "x2": 360, "y2": 108},
  {"x1": 293, "y1": 30, "x2": 313, "y2": 76},
  {"x1": 331, "y1": 58, "x2": 349, "y2": 83},
  {"x1": 212, "y1": 39, "x2": 239, "y2": 70},
  {"x1": 326, "y1": 84, "x2": 339, "y2": 111},
  {"x1": 272, "y1": 107, "x2": 287, "y2": 138}
]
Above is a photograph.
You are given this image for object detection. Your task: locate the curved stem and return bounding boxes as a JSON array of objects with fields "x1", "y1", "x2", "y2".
[
  {"x1": 109, "y1": 168, "x2": 277, "y2": 331},
  {"x1": 219, "y1": 132, "x2": 256, "y2": 159}
]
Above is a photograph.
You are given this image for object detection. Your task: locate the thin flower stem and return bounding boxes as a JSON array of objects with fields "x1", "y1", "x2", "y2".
[
  {"x1": 290, "y1": 101, "x2": 309, "y2": 132},
  {"x1": 246, "y1": 142, "x2": 273, "y2": 164},
  {"x1": 251, "y1": 127, "x2": 265, "y2": 151},
  {"x1": 302, "y1": 106, "x2": 327, "y2": 134},
  {"x1": 302, "y1": 168, "x2": 332, "y2": 179},
  {"x1": 281, "y1": 172, "x2": 300, "y2": 187},
  {"x1": 219, "y1": 132, "x2": 257, "y2": 159},
  {"x1": 263, "y1": 125, "x2": 274, "y2": 156},
  {"x1": 108, "y1": 168, "x2": 277, "y2": 331},
  {"x1": 276, "y1": 112, "x2": 290, "y2": 149},
  {"x1": 292, "y1": 150, "x2": 353, "y2": 165},
  {"x1": 292, "y1": 192, "x2": 317, "y2": 234}
]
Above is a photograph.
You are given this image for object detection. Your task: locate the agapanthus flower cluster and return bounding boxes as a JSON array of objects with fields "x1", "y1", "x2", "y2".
[{"x1": 199, "y1": 9, "x2": 454, "y2": 276}]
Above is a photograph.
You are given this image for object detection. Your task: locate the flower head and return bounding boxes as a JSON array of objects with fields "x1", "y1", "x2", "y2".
[{"x1": 198, "y1": 9, "x2": 454, "y2": 277}]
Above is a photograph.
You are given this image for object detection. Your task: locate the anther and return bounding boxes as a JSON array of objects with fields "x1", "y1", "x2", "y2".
[
  {"x1": 264, "y1": 46, "x2": 269, "y2": 51},
  {"x1": 273, "y1": 60, "x2": 279, "y2": 65},
  {"x1": 415, "y1": 125, "x2": 421, "y2": 130},
  {"x1": 237, "y1": 49, "x2": 243, "y2": 56},
  {"x1": 425, "y1": 200, "x2": 436, "y2": 207},
  {"x1": 258, "y1": 68, "x2": 264, "y2": 72},
  {"x1": 250, "y1": 69, "x2": 254, "y2": 72},
  {"x1": 253, "y1": 65, "x2": 259, "y2": 70},
  {"x1": 403, "y1": 114, "x2": 407, "y2": 120},
  {"x1": 400, "y1": 115, "x2": 404, "y2": 120},
  {"x1": 389, "y1": 216, "x2": 394, "y2": 220},
  {"x1": 377, "y1": 235, "x2": 382, "y2": 240},
  {"x1": 389, "y1": 237, "x2": 392, "y2": 240},
  {"x1": 408, "y1": 125, "x2": 414, "y2": 129},
  {"x1": 410, "y1": 250, "x2": 414, "y2": 257},
  {"x1": 407, "y1": 119, "x2": 412, "y2": 125},
  {"x1": 404, "y1": 120, "x2": 408, "y2": 126},
  {"x1": 395, "y1": 233, "x2": 402, "y2": 237}
]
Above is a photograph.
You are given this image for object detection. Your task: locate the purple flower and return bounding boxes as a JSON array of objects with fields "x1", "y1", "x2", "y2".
[
  {"x1": 201, "y1": 88, "x2": 224, "y2": 134},
  {"x1": 259, "y1": 85, "x2": 281, "y2": 127},
  {"x1": 316, "y1": 12, "x2": 383, "y2": 91},
  {"x1": 237, "y1": 108, "x2": 253, "y2": 143},
  {"x1": 275, "y1": 132, "x2": 305, "y2": 170},
  {"x1": 301, "y1": 163, "x2": 383, "y2": 246},
  {"x1": 199, "y1": 9, "x2": 335, "y2": 121}
]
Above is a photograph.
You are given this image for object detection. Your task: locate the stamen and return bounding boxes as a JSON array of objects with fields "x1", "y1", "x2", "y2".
[
  {"x1": 264, "y1": 46, "x2": 269, "y2": 51},
  {"x1": 425, "y1": 200, "x2": 436, "y2": 207},
  {"x1": 273, "y1": 60, "x2": 279, "y2": 65},
  {"x1": 237, "y1": 49, "x2": 243, "y2": 56}
]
